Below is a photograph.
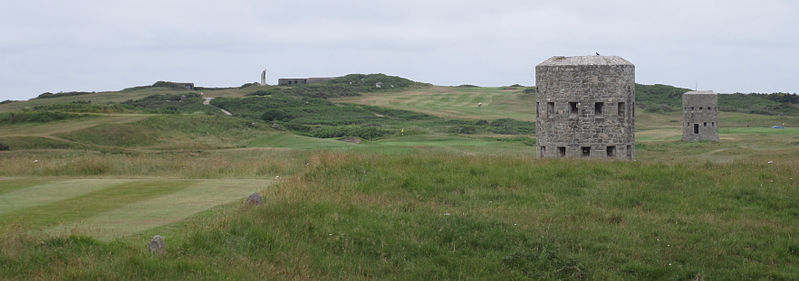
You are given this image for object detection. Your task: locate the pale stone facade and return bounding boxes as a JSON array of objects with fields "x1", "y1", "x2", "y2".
[
  {"x1": 682, "y1": 91, "x2": 719, "y2": 141},
  {"x1": 535, "y1": 56, "x2": 636, "y2": 160}
]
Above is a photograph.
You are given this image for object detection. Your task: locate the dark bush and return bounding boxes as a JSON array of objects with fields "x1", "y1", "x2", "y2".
[
  {"x1": 0, "y1": 142, "x2": 8, "y2": 151},
  {"x1": 261, "y1": 109, "x2": 292, "y2": 121}
]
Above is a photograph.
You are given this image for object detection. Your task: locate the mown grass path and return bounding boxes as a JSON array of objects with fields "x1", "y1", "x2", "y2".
[{"x1": 0, "y1": 178, "x2": 272, "y2": 239}]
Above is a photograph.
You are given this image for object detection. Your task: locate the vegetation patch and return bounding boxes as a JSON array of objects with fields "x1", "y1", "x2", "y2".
[
  {"x1": 0, "y1": 136, "x2": 84, "y2": 150},
  {"x1": 0, "y1": 111, "x2": 94, "y2": 124},
  {"x1": 248, "y1": 74, "x2": 424, "y2": 99},
  {"x1": 33, "y1": 100, "x2": 135, "y2": 113},
  {"x1": 34, "y1": 91, "x2": 94, "y2": 99},
  {"x1": 56, "y1": 123, "x2": 159, "y2": 147},
  {"x1": 122, "y1": 93, "x2": 216, "y2": 114},
  {"x1": 2, "y1": 152, "x2": 798, "y2": 280},
  {"x1": 213, "y1": 94, "x2": 436, "y2": 140}
]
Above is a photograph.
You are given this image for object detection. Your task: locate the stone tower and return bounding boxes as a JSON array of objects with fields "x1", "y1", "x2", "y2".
[
  {"x1": 682, "y1": 91, "x2": 719, "y2": 141},
  {"x1": 260, "y1": 69, "x2": 267, "y2": 85},
  {"x1": 535, "y1": 56, "x2": 635, "y2": 160}
]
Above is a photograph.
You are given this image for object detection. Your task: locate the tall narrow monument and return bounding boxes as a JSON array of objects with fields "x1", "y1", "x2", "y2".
[
  {"x1": 260, "y1": 69, "x2": 267, "y2": 85},
  {"x1": 535, "y1": 56, "x2": 635, "y2": 160},
  {"x1": 682, "y1": 91, "x2": 719, "y2": 141}
]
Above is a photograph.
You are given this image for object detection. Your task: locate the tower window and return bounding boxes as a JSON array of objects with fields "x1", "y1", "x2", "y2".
[
  {"x1": 619, "y1": 102, "x2": 626, "y2": 119},
  {"x1": 704, "y1": 122, "x2": 707, "y2": 127},
  {"x1": 694, "y1": 124, "x2": 699, "y2": 134},
  {"x1": 700, "y1": 107, "x2": 703, "y2": 110},
  {"x1": 540, "y1": 146, "x2": 546, "y2": 157},
  {"x1": 569, "y1": 102, "x2": 578, "y2": 116},
  {"x1": 581, "y1": 146, "x2": 591, "y2": 157},
  {"x1": 536, "y1": 102, "x2": 539, "y2": 117},
  {"x1": 691, "y1": 106, "x2": 695, "y2": 111},
  {"x1": 547, "y1": 102, "x2": 555, "y2": 117},
  {"x1": 712, "y1": 122, "x2": 715, "y2": 127},
  {"x1": 607, "y1": 146, "x2": 616, "y2": 158},
  {"x1": 558, "y1": 147, "x2": 566, "y2": 157},
  {"x1": 595, "y1": 102, "x2": 604, "y2": 116},
  {"x1": 626, "y1": 145, "x2": 632, "y2": 158}
]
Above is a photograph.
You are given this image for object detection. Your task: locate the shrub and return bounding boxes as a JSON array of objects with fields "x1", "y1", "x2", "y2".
[
  {"x1": 261, "y1": 109, "x2": 292, "y2": 121},
  {"x1": 0, "y1": 142, "x2": 8, "y2": 151},
  {"x1": 0, "y1": 111, "x2": 87, "y2": 124}
]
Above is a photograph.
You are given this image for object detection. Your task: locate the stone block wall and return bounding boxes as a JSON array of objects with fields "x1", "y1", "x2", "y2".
[
  {"x1": 682, "y1": 91, "x2": 719, "y2": 141},
  {"x1": 535, "y1": 56, "x2": 635, "y2": 160}
]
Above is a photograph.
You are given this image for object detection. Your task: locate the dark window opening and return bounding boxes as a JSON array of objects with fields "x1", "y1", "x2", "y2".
[
  {"x1": 540, "y1": 146, "x2": 546, "y2": 157},
  {"x1": 694, "y1": 124, "x2": 699, "y2": 134},
  {"x1": 704, "y1": 122, "x2": 707, "y2": 127},
  {"x1": 700, "y1": 106, "x2": 703, "y2": 110},
  {"x1": 619, "y1": 102, "x2": 626, "y2": 119},
  {"x1": 712, "y1": 122, "x2": 715, "y2": 127},
  {"x1": 626, "y1": 145, "x2": 632, "y2": 158},
  {"x1": 536, "y1": 102, "x2": 539, "y2": 117},
  {"x1": 569, "y1": 102, "x2": 578, "y2": 116},
  {"x1": 595, "y1": 102, "x2": 604, "y2": 116},
  {"x1": 581, "y1": 146, "x2": 590, "y2": 157},
  {"x1": 691, "y1": 106, "x2": 695, "y2": 111},
  {"x1": 607, "y1": 146, "x2": 616, "y2": 158},
  {"x1": 547, "y1": 102, "x2": 555, "y2": 117},
  {"x1": 558, "y1": 147, "x2": 566, "y2": 157}
]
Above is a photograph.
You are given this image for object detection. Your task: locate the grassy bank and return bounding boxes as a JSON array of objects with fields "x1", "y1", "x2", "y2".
[{"x1": 2, "y1": 151, "x2": 797, "y2": 280}]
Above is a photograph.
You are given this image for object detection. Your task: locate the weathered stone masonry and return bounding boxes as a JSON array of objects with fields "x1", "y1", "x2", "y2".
[
  {"x1": 535, "y1": 56, "x2": 635, "y2": 160},
  {"x1": 682, "y1": 91, "x2": 719, "y2": 141}
]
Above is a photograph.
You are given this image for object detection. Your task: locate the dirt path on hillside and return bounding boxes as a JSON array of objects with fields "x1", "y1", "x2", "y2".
[{"x1": 203, "y1": 97, "x2": 233, "y2": 116}]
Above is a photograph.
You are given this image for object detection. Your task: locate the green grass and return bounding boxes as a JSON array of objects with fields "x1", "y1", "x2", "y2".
[
  {"x1": 0, "y1": 180, "x2": 192, "y2": 230},
  {"x1": 0, "y1": 178, "x2": 53, "y2": 196},
  {"x1": 2, "y1": 152, "x2": 798, "y2": 280},
  {"x1": 2, "y1": 80, "x2": 799, "y2": 280},
  {"x1": 333, "y1": 86, "x2": 536, "y2": 121},
  {"x1": 45, "y1": 179, "x2": 272, "y2": 239}
]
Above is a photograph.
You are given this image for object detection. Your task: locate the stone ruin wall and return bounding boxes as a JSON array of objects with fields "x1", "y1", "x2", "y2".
[{"x1": 535, "y1": 56, "x2": 636, "y2": 160}]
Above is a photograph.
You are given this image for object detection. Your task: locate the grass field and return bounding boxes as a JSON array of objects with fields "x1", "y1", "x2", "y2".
[
  {"x1": 0, "y1": 178, "x2": 271, "y2": 239},
  {"x1": 333, "y1": 86, "x2": 536, "y2": 121},
  {"x1": 1, "y1": 82, "x2": 799, "y2": 280}
]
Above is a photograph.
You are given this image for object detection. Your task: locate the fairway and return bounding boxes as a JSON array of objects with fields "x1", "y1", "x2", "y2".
[
  {"x1": 0, "y1": 178, "x2": 272, "y2": 239},
  {"x1": 332, "y1": 86, "x2": 537, "y2": 121}
]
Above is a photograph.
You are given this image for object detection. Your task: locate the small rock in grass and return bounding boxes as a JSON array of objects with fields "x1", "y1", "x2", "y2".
[
  {"x1": 247, "y1": 192, "x2": 262, "y2": 206},
  {"x1": 148, "y1": 235, "x2": 165, "y2": 255}
]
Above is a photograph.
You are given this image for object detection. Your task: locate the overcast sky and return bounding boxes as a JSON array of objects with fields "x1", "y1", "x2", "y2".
[{"x1": 1, "y1": 0, "x2": 798, "y2": 100}]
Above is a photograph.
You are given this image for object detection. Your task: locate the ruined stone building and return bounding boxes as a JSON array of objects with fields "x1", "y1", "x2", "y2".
[
  {"x1": 535, "y1": 56, "x2": 636, "y2": 160},
  {"x1": 260, "y1": 69, "x2": 267, "y2": 85},
  {"x1": 682, "y1": 91, "x2": 719, "y2": 141},
  {"x1": 277, "y1": 77, "x2": 336, "y2": 85}
]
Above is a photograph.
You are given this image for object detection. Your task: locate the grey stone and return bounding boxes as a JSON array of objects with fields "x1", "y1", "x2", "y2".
[
  {"x1": 148, "y1": 235, "x2": 165, "y2": 255},
  {"x1": 682, "y1": 91, "x2": 719, "y2": 141},
  {"x1": 535, "y1": 55, "x2": 636, "y2": 160},
  {"x1": 246, "y1": 192, "x2": 262, "y2": 206}
]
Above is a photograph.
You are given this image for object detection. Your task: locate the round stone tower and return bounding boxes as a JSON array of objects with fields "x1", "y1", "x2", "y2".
[
  {"x1": 682, "y1": 91, "x2": 719, "y2": 141},
  {"x1": 535, "y1": 56, "x2": 635, "y2": 160}
]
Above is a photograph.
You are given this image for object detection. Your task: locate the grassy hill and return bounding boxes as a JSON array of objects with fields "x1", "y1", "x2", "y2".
[{"x1": 1, "y1": 75, "x2": 799, "y2": 280}]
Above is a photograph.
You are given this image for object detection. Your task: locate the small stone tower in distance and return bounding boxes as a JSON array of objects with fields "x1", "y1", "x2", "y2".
[
  {"x1": 682, "y1": 91, "x2": 719, "y2": 141},
  {"x1": 535, "y1": 56, "x2": 635, "y2": 160},
  {"x1": 260, "y1": 69, "x2": 267, "y2": 85}
]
